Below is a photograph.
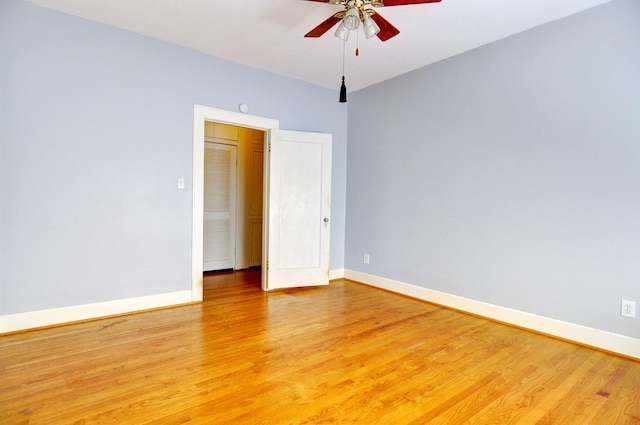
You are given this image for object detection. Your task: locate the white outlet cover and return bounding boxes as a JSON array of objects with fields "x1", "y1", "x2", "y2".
[{"x1": 621, "y1": 300, "x2": 636, "y2": 318}]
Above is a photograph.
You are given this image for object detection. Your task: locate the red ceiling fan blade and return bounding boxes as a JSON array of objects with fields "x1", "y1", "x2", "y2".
[
  {"x1": 382, "y1": 0, "x2": 441, "y2": 5},
  {"x1": 370, "y1": 12, "x2": 400, "y2": 41},
  {"x1": 304, "y1": 14, "x2": 342, "y2": 38}
]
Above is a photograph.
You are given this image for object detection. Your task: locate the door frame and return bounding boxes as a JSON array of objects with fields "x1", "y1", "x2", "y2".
[{"x1": 191, "y1": 105, "x2": 279, "y2": 302}]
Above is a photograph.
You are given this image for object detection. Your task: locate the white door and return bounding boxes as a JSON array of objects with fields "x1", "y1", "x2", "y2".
[
  {"x1": 203, "y1": 143, "x2": 237, "y2": 271},
  {"x1": 262, "y1": 129, "x2": 332, "y2": 291}
]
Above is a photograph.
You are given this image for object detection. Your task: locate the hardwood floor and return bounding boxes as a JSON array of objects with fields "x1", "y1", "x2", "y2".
[{"x1": 1, "y1": 269, "x2": 639, "y2": 424}]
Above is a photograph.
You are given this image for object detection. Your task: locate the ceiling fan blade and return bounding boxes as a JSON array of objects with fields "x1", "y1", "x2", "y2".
[
  {"x1": 304, "y1": 14, "x2": 342, "y2": 37},
  {"x1": 370, "y1": 12, "x2": 400, "y2": 41},
  {"x1": 381, "y1": 0, "x2": 441, "y2": 5}
]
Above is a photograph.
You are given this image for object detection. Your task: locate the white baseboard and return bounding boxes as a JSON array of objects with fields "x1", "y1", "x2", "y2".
[
  {"x1": 344, "y1": 269, "x2": 640, "y2": 360},
  {"x1": 329, "y1": 268, "x2": 345, "y2": 280},
  {"x1": 0, "y1": 290, "x2": 193, "y2": 334}
]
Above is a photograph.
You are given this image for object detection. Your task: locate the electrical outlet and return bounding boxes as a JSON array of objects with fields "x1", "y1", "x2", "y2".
[
  {"x1": 363, "y1": 253, "x2": 370, "y2": 264},
  {"x1": 621, "y1": 300, "x2": 636, "y2": 318}
]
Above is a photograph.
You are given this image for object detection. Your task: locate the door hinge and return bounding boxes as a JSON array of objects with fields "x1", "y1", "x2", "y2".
[
  {"x1": 266, "y1": 261, "x2": 269, "y2": 269},
  {"x1": 268, "y1": 142, "x2": 271, "y2": 153}
]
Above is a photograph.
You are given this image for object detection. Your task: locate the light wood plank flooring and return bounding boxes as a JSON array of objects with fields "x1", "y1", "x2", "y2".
[{"x1": 1, "y1": 269, "x2": 639, "y2": 424}]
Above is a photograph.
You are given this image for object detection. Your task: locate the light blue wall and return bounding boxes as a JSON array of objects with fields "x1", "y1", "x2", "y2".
[
  {"x1": 346, "y1": 0, "x2": 640, "y2": 338},
  {"x1": 0, "y1": 0, "x2": 347, "y2": 315}
]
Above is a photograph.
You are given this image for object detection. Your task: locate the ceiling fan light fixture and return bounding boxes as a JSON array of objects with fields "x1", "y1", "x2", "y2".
[
  {"x1": 334, "y1": 21, "x2": 350, "y2": 41},
  {"x1": 362, "y1": 15, "x2": 380, "y2": 39},
  {"x1": 343, "y1": 7, "x2": 360, "y2": 30}
]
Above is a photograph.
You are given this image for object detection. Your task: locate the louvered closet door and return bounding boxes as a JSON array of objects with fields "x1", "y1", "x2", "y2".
[{"x1": 203, "y1": 143, "x2": 237, "y2": 271}]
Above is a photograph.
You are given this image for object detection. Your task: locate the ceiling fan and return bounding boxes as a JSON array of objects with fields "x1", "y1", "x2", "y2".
[
  {"x1": 304, "y1": 0, "x2": 443, "y2": 103},
  {"x1": 304, "y1": 0, "x2": 442, "y2": 42}
]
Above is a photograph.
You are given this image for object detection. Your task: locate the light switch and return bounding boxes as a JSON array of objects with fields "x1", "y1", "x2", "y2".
[{"x1": 177, "y1": 178, "x2": 185, "y2": 189}]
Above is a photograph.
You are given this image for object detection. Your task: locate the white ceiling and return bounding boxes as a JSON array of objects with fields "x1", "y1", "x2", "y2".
[{"x1": 26, "y1": 0, "x2": 614, "y2": 92}]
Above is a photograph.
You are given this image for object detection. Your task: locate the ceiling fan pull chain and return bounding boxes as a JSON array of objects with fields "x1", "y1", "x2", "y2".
[
  {"x1": 356, "y1": 29, "x2": 360, "y2": 56},
  {"x1": 342, "y1": 38, "x2": 346, "y2": 75}
]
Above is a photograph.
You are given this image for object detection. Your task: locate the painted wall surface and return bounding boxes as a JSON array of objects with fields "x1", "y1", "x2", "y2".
[
  {"x1": 0, "y1": 0, "x2": 347, "y2": 315},
  {"x1": 346, "y1": 0, "x2": 640, "y2": 338}
]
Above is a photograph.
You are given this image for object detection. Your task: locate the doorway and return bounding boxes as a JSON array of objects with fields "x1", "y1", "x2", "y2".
[
  {"x1": 191, "y1": 105, "x2": 279, "y2": 302},
  {"x1": 192, "y1": 106, "x2": 332, "y2": 301},
  {"x1": 203, "y1": 123, "x2": 265, "y2": 272}
]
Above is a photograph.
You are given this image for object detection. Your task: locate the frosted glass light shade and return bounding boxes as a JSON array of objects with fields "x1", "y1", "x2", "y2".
[
  {"x1": 362, "y1": 16, "x2": 380, "y2": 39},
  {"x1": 334, "y1": 21, "x2": 349, "y2": 41},
  {"x1": 343, "y1": 8, "x2": 360, "y2": 30}
]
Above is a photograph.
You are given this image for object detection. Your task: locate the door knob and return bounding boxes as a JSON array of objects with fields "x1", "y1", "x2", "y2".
[{"x1": 324, "y1": 217, "x2": 330, "y2": 223}]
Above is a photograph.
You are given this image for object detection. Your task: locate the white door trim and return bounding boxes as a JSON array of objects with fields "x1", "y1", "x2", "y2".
[{"x1": 192, "y1": 105, "x2": 279, "y2": 301}]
